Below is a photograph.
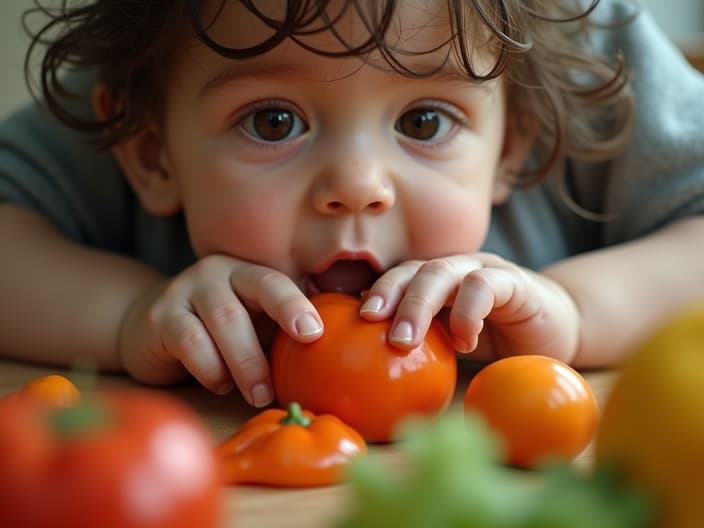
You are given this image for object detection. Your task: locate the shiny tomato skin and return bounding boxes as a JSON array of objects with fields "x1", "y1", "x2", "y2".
[
  {"x1": 271, "y1": 293, "x2": 457, "y2": 442},
  {"x1": 463, "y1": 355, "x2": 599, "y2": 468},
  {"x1": 0, "y1": 389, "x2": 222, "y2": 528}
]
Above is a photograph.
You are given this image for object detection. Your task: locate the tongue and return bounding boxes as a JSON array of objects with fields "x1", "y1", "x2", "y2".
[{"x1": 312, "y1": 260, "x2": 378, "y2": 295}]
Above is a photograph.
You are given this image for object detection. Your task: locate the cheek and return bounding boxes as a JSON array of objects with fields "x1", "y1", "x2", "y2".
[
  {"x1": 406, "y1": 188, "x2": 492, "y2": 257},
  {"x1": 168, "y1": 139, "x2": 298, "y2": 264},
  {"x1": 184, "y1": 191, "x2": 292, "y2": 262}
]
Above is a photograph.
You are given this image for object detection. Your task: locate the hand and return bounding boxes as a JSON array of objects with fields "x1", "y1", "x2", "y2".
[
  {"x1": 359, "y1": 253, "x2": 580, "y2": 364},
  {"x1": 117, "y1": 255, "x2": 324, "y2": 406}
]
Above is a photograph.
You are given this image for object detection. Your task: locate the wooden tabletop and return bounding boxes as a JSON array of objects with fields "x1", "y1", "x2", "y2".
[{"x1": 0, "y1": 358, "x2": 618, "y2": 528}]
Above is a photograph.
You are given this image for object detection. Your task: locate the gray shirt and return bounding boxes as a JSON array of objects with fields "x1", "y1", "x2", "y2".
[{"x1": 1, "y1": 1, "x2": 703, "y2": 275}]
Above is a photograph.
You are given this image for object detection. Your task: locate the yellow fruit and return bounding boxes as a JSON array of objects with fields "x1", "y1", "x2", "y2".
[{"x1": 595, "y1": 304, "x2": 704, "y2": 528}]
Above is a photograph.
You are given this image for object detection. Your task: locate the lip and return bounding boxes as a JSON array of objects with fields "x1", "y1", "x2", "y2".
[
  {"x1": 303, "y1": 250, "x2": 384, "y2": 297},
  {"x1": 313, "y1": 250, "x2": 384, "y2": 275}
]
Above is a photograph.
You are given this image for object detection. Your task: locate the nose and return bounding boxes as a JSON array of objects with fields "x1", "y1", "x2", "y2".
[{"x1": 312, "y1": 157, "x2": 395, "y2": 215}]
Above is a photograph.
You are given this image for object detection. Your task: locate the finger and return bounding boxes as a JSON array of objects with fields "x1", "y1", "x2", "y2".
[
  {"x1": 470, "y1": 327, "x2": 498, "y2": 361},
  {"x1": 190, "y1": 287, "x2": 273, "y2": 408},
  {"x1": 449, "y1": 267, "x2": 526, "y2": 353},
  {"x1": 359, "y1": 260, "x2": 424, "y2": 320},
  {"x1": 229, "y1": 264, "x2": 324, "y2": 343},
  {"x1": 388, "y1": 258, "x2": 471, "y2": 350},
  {"x1": 160, "y1": 308, "x2": 234, "y2": 395}
]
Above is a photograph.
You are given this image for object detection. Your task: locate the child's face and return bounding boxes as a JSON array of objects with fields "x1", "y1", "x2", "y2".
[{"x1": 153, "y1": 1, "x2": 518, "y2": 294}]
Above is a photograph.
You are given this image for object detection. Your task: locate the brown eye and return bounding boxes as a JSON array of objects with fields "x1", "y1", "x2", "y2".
[
  {"x1": 396, "y1": 109, "x2": 440, "y2": 140},
  {"x1": 240, "y1": 106, "x2": 308, "y2": 143},
  {"x1": 253, "y1": 109, "x2": 294, "y2": 141}
]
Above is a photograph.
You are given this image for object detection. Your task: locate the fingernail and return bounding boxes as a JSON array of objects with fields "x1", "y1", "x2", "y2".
[
  {"x1": 390, "y1": 320, "x2": 414, "y2": 345},
  {"x1": 251, "y1": 383, "x2": 273, "y2": 408},
  {"x1": 360, "y1": 295, "x2": 384, "y2": 314},
  {"x1": 295, "y1": 312, "x2": 323, "y2": 337},
  {"x1": 215, "y1": 380, "x2": 235, "y2": 395}
]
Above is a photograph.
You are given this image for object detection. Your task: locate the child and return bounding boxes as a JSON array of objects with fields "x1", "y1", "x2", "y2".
[{"x1": 1, "y1": 0, "x2": 703, "y2": 408}]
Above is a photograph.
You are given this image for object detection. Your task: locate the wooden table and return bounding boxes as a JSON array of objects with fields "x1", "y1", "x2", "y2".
[{"x1": 0, "y1": 359, "x2": 618, "y2": 528}]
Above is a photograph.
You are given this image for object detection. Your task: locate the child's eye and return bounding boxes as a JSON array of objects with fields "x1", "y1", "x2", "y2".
[
  {"x1": 394, "y1": 106, "x2": 464, "y2": 142},
  {"x1": 239, "y1": 107, "x2": 308, "y2": 143}
]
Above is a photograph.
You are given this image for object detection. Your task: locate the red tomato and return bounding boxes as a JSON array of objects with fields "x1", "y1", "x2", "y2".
[
  {"x1": 271, "y1": 292, "x2": 457, "y2": 442},
  {"x1": 463, "y1": 355, "x2": 599, "y2": 468},
  {"x1": 0, "y1": 388, "x2": 222, "y2": 528}
]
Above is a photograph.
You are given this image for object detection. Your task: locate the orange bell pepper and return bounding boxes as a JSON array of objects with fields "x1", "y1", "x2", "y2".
[{"x1": 216, "y1": 402, "x2": 367, "y2": 487}]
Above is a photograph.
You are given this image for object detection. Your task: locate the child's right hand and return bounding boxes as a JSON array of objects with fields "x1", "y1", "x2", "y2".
[{"x1": 117, "y1": 254, "x2": 324, "y2": 407}]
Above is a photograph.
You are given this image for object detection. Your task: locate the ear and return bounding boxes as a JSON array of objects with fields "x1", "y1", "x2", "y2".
[
  {"x1": 492, "y1": 109, "x2": 538, "y2": 205},
  {"x1": 92, "y1": 84, "x2": 181, "y2": 216}
]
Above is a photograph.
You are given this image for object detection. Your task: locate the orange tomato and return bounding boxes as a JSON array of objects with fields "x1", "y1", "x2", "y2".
[
  {"x1": 2, "y1": 374, "x2": 81, "y2": 408},
  {"x1": 271, "y1": 293, "x2": 457, "y2": 442},
  {"x1": 463, "y1": 355, "x2": 599, "y2": 468},
  {"x1": 14, "y1": 374, "x2": 81, "y2": 407}
]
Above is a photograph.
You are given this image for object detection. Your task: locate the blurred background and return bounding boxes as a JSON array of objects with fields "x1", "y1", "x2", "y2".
[
  {"x1": 0, "y1": 2, "x2": 31, "y2": 118},
  {"x1": 1, "y1": 0, "x2": 703, "y2": 119}
]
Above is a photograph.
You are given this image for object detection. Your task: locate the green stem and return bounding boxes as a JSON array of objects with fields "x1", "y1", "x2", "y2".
[
  {"x1": 279, "y1": 402, "x2": 312, "y2": 427},
  {"x1": 50, "y1": 400, "x2": 111, "y2": 439}
]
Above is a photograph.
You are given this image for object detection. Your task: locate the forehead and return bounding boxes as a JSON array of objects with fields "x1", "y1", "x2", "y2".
[{"x1": 187, "y1": 0, "x2": 496, "y2": 77}]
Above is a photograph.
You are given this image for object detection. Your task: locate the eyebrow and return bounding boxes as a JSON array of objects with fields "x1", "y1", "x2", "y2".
[
  {"x1": 198, "y1": 63, "x2": 317, "y2": 99},
  {"x1": 417, "y1": 68, "x2": 495, "y2": 90},
  {"x1": 395, "y1": 63, "x2": 498, "y2": 95},
  {"x1": 198, "y1": 60, "x2": 494, "y2": 99}
]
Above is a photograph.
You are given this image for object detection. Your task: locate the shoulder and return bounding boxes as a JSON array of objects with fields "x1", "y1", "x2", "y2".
[
  {"x1": 0, "y1": 81, "x2": 132, "y2": 247},
  {"x1": 572, "y1": 2, "x2": 704, "y2": 243},
  {"x1": 0, "y1": 72, "x2": 101, "y2": 172},
  {"x1": 0, "y1": 80, "x2": 197, "y2": 274}
]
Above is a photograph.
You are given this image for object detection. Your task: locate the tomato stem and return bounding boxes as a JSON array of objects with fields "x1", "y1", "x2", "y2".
[
  {"x1": 50, "y1": 400, "x2": 111, "y2": 438},
  {"x1": 279, "y1": 402, "x2": 312, "y2": 427}
]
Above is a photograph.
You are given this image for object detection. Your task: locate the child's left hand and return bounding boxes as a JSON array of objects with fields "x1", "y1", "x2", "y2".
[{"x1": 359, "y1": 253, "x2": 580, "y2": 364}]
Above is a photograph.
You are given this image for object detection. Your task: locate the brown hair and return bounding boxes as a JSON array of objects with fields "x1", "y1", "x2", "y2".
[{"x1": 23, "y1": 0, "x2": 635, "y2": 184}]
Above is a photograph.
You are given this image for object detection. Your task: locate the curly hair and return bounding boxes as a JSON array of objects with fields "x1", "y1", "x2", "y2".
[{"x1": 23, "y1": 0, "x2": 635, "y2": 184}]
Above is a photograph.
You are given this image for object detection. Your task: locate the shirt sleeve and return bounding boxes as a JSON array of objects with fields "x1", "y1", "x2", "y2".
[{"x1": 484, "y1": 1, "x2": 704, "y2": 270}]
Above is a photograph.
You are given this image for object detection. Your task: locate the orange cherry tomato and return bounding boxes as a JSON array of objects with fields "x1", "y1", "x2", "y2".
[
  {"x1": 271, "y1": 293, "x2": 457, "y2": 442},
  {"x1": 12, "y1": 374, "x2": 81, "y2": 407},
  {"x1": 463, "y1": 355, "x2": 599, "y2": 468}
]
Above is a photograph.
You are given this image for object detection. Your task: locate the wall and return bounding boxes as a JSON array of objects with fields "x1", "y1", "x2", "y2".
[
  {"x1": 638, "y1": 0, "x2": 703, "y2": 40},
  {"x1": 0, "y1": 2, "x2": 33, "y2": 118}
]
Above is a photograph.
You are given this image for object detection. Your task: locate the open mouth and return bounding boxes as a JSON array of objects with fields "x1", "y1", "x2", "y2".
[{"x1": 308, "y1": 259, "x2": 380, "y2": 297}]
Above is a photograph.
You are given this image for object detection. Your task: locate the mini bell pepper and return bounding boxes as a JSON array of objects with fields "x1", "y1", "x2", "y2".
[{"x1": 216, "y1": 402, "x2": 367, "y2": 487}]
